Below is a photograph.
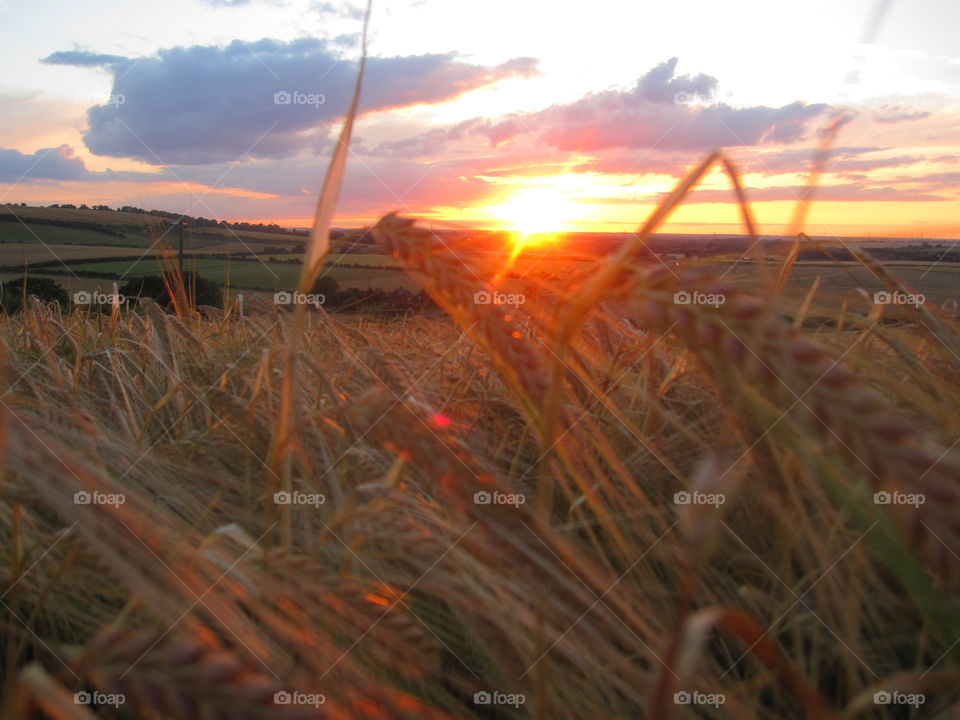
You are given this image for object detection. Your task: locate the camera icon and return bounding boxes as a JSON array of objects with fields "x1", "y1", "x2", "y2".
[
  {"x1": 873, "y1": 691, "x2": 891, "y2": 704},
  {"x1": 274, "y1": 691, "x2": 292, "y2": 704},
  {"x1": 274, "y1": 291, "x2": 291, "y2": 304},
  {"x1": 473, "y1": 491, "x2": 492, "y2": 505},
  {"x1": 874, "y1": 491, "x2": 891, "y2": 505},
  {"x1": 74, "y1": 491, "x2": 92, "y2": 505},
  {"x1": 74, "y1": 291, "x2": 91, "y2": 305},
  {"x1": 873, "y1": 291, "x2": 891, "y2": 305},
  {"x1": 673, "y1": 291, "x2": 691, "y2": 304},
  {"x1": 673, "y1": 491, "x2": 691, "y2": 505},
  {"x1": 274, "y1": 491, "x2": 291, "y2": 505},
  {"x1": 274, "y1": 91, "x2": 292, "y2": 105},
  {"x1": 473, "y1": 691, "x2": 491, "y2": 704},
  {"x1": 74, "y1": 691, "x2": 91, "y2": 704},
  {"x1": 674, "y1": 691, "x2": 691, "y2": 704},
  {"x1": 473, "y1": 291, "x2": 491, "y2": 304},
  {"x1": 673, "y1": 92, "x2": 693, "y2": 105}
]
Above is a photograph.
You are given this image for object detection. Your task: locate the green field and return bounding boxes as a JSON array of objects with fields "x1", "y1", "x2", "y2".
[
  {"x1": 0, "y1": 221, "x2": 301, "y2": 252},
  {"x1": 0, "y1": 221, "x2": 150, "y2": 247},
  {"x1": 713, "y1": 260, "x2": 960, "y2": 310},
  {"x1": 0, "y1": 243, "x2": 151, "y2": 265},
  {"x1": 0, "y1": 205, "x2": 313, "y2": 251},
  {"x1": 46, "y1": 256, "x2": 417, "y2": 292},
  {"x1": 0, "y1": 204, "x2": 167, "y2": 228},
  {"x1": 2, "y1": 207, "x2": 955, "y2": 304},
  {"x1": 326, "y1": 253, "x2": 400, "y2": 266}
]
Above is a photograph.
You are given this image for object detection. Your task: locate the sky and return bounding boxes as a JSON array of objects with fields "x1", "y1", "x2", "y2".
[{"x1": 0, "y1": 0, "x2": 958, "y2": 236}]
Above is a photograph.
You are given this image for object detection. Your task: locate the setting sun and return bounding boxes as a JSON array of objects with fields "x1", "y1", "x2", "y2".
[{"x1": 489, "y1": 187, "x2": 584, "y2": 259}]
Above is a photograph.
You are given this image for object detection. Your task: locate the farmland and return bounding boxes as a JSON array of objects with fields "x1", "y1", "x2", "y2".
[
  {"x1": 4, "y1": 12, "x2": 960, "y2": 710},
  {"x1": 1, "y1": 209, "x2": 957, "y2": 311}
]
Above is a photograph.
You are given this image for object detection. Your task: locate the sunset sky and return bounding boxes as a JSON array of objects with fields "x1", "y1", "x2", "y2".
[{"x1": 1, "y1": 0, "x2": 958, "y2": 236}]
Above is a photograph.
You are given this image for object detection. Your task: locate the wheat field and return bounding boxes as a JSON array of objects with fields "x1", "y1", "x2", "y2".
[
  {"x1": 1, "y1": 187, "x2": 959, "y2": 718},
  {"x1": 3, "y1": 6, "x2": 960, "y2": 718}
]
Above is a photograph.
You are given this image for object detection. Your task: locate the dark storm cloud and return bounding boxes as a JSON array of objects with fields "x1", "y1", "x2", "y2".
[{"x1": 42, "y1": 39, "x2": 538, "y2": 165}]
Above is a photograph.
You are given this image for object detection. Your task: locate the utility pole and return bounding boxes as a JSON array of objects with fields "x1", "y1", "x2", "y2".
[
  {"x1": 171, "y1": 218, "x2": 191, "y2": 275},
  {"x1": 178, "y1": 219, "x2": 186, "y2": 274}
]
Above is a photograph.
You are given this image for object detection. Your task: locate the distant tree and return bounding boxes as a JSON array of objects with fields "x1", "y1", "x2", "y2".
[
  {"x1": 293, "y1": 241, "x2": 306, "y2": 254},
  {"x1": 311, "y1": 276, "x2": 341, "y2": 305},
  {"x1": 119, "y1": 272, "x2": 223, "y2": 311},
  {"x1": 0, "y1": 277, "x2": 68, "y2": 313},
  {"x1": 415, "y1": 289, "x2": 437, "y2": 311},
  {"x1": 60, "y1": 203, "x2": 77, "y2": 209}
]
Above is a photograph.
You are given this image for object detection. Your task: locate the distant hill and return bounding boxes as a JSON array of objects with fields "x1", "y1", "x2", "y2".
[{"x1": 0, "y1": 203, "x2": 308, "y2": 242}]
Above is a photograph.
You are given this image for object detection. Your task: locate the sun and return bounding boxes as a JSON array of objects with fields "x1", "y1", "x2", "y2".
[{"x1": 490, "y1": 188, "x2": 581, "y2": 260}]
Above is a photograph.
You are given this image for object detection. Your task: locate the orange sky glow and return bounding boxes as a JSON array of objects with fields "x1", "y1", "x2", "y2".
[{"x1": 1, "y1": 0, "x2": 958, "y2": 239}]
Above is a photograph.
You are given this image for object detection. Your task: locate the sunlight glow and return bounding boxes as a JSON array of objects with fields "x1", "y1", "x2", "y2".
[{"x1": 489, "y1": 188, "x2": 584, "y2": 261}]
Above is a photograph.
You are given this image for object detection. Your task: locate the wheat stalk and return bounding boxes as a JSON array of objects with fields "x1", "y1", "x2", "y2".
[
  {"x1": 607, "y1": 262, "x2": 960, "y2": 592},
  {"x1": 372, "y1": 214, "x2": 551, "y2": 413}
]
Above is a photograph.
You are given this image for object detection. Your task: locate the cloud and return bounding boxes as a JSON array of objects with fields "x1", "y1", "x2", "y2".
[
  {"x1": 0, "y1": 145, "x2": 90, "y2": 182},
  {"x1": 309, "y1": 1, "x2": 366, "y2": 19},
  {"x1": 570, "y1": 150, "x2": 702, "y2": 177},
  {"x1": 676, "y1": 183, "x2": 948, "y2": 203},
  {"x1": 830, "y1": 154, "x2": 919, "y2": 172},
  {"x1": 567, "y1": 146, "x2": 932, "y2": 180},
  {"x1": 873, "y1": 106, "x2": 931, "y2": 124},
  {"x1": 0, "y1": 145, "x2": 160, "y2": 183},
  {"x1": 377, "y1": 58, "x2": 830, "y2": 159},
  {"x1": 727, "y1": 146, "x2": 936, "y2": 176},
  {"x1": 43, "y1": 50, "x2": 129, "y2": 68},
  {"x1": 42, "y1": 39, "x2": 538, "y2": 165},
  {"x1": 893, "y1": 171, "x2": 960, "y2": 192}
]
